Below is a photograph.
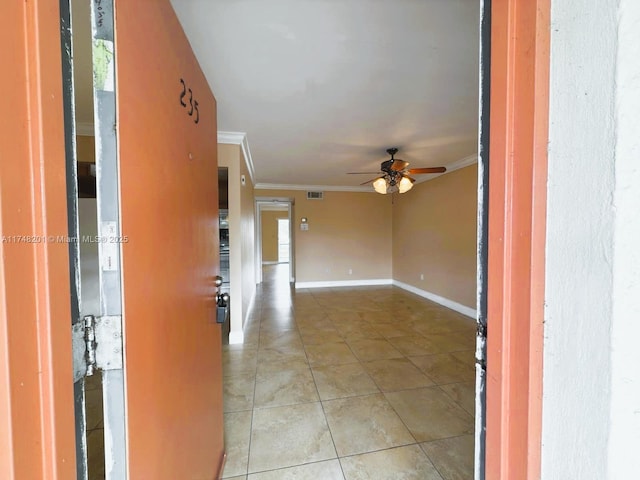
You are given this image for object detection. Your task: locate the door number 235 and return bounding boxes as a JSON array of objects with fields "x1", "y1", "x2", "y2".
[{"x1": 179, "y1": 78, "x2": 200, "y2": 124}]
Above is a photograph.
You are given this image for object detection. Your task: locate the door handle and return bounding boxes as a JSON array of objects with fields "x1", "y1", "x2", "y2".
[{"x1": 214, "y1": 275, "x2": 229, "y2": 324}]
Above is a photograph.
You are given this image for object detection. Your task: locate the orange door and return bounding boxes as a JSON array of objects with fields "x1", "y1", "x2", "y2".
[{"x1": 112, "y1": 1, "x2": 224, "y2": 477}]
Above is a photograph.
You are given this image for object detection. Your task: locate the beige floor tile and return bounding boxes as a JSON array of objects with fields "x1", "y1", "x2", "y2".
[
  {"x1": 259, "y1": 321, "x2": 297, "y2": 334},
  {"x1": 87, "y1": 428, "x2": 105, "y2": 480},
  {"x1": 362, "y1": 358, "x2": 435, "y2": 391},
  {"x1": 408, "y1": 353, "x2": 475, "y2": 385},
  {"x1": 223, "y1": 410, "x2": 252, "y2": 478},
  {"x1": 304, "y1": 342, "x2": 359, "y2": 366},
  {"x1": 323, "y1": 393, "x2": 414, "y2": 456},
  {"x1": 256, "y1": 345, "x2": 308, "y2": 366},
  {"x1": 422, "y1": 333, "x2": 471, "y2": 353},
  {"x1": 340, "y1": 329, "x2": 385, "y2": 341},
  {"x1": 340, "y1": 445, "x2": 443, "y2": 480},
  {"x1": 224, "y1": 373, "x2": 255, "y2": 412},
  {"x1": 421, "y1": 435, "x2": 475, "y2": 480},
  {"x1": 254, "y1": 368, "x2": 318, "y2": 408},
  {"x1": 451, "y1": 349, "x2": 476, "y2": 366},
  {"x1": 85, "y1": 386, "x2": 104, "y2": 430},
  {"x1": 327, "y1": 312, "x2": 364, "y2": 322},
  {"x1": 223, "y1": 348, "x2": 258, "y2": 376},
  {"x1": 358, "y1": 311, "x2": 395, "y2": 323},
  {"x1": 439, "y1": 382, "x2": 475, "y2": 416},
  {"x1": 346, "y1": 338, "x2": 404, "y2": 361},
  {"x1": 301, "y1": 331, "x2": 345, "y2": 345},
  {"x1": 372, "y1": 322, "x2": 421, "y2": 338},
  {"x1": 388, "y1": 335, "x2": 452, "y2": 356},
  {"x1": 385, "y1": 387, "x2": 474, "y2": 442},
  {"x1": 410, "y1": 316, "x2": 475, "y2": 336},
  {"x1": 248, "y1": 403, "x2": 336, "y2": 473},
  {"x1": 311, "y1": 363, "x2": 379, "y2": 400},
  {"x1": 258, "y1": 330, "x2": 303, "y2": 350},
  {"x1": 297, "y1": 321, "x2": 339, "y2": 335},
  {"x1": 84, "y1": 372, "x2": 102, "y2": 391},
  {"x1": 247, "y1": 459, "x2": 344, "y2": 480},
  {"x1": 223, "y1": 270, "x2": 474, "y2": 480},
  {"x1": 256, "y1": 356, "x2": 311, "y2": 375}
]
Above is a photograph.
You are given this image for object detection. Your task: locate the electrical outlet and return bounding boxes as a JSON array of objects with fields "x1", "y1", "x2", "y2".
[
  {"x1": 420, "y1": 273, "x2": 424, "y2": 280},
  {"x1": 348, "y1": 268, "x2": 353, "y2": 275}
]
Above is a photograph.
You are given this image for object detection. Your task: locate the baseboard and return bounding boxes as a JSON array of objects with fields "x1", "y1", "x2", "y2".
[
  {"x1": 228, "y1": 289, "x2": 256, "y2": 345},
  {"x1": 295, "y1": 279, "x2": 393, "y2": 289},
  {"x1": 228, "y1": 331, "x2": 244, "y2": 345},
  {"x1": 392, "y1": 280, "x2": 477, "y2": 319}
]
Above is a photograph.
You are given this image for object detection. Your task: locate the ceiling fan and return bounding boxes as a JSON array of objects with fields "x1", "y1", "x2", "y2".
[{"x1": 348, "y1": 148, "x2": 446, "y2": 194}]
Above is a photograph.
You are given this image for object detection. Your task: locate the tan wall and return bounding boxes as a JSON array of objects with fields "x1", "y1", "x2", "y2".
[
  {"x1": 261, "y1": 210, "x2": 288, "y2": 262},
  {"x1": 255, "y1": 190, "x2": 392, "y2": 283},
  {"x1": 219, "y1": 144, "x2": 255, "y2": 336},
  {"x1": 392, "y1": 164, "x2": 477, "y2": 308},
  {"x1": 239, "y1": 148, "x2": 255, "y2": 328}
]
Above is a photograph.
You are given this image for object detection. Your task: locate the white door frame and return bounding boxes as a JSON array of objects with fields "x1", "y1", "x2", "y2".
[{"x1": 255, "y1": 197, "x2": 295, "y2": 284}]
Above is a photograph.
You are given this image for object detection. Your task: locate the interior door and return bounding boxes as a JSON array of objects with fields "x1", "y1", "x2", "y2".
[{"x1": 95, "y1": 1, "x2": 224, "y2": 478}]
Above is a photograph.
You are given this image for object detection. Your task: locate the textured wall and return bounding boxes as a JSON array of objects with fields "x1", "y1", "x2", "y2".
[
  {"x1": 261, "y1": 210, "x2": 288, "y2": 262},
  {"x1": 219, "y1": 143, "x2": 255, "y2": 342},
  {"x1": 392, "y1": 165, "x2": 477, "y2": 310},
  {"x1": 542, "y1": 1, "x2": 618, "y2": 477},
  {"x1": 608, "y1": 0, "x2": 640, "y2": 475},
  {"x1": 255, "y1": 189, "x2": 393, "y2": 283}
]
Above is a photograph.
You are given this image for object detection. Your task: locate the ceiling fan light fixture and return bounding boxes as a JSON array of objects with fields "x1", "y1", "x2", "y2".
[
  {"x1": 373, "y1": 177, "x2": 388, "y2": 194},
  {"x1": 398, "y1": 175, "x2": 414, "y2": 194}
]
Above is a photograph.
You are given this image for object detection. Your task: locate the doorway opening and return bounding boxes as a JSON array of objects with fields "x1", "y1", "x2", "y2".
[{"x1": 255, "y1": 197, "x2": 295, "y2": 287}]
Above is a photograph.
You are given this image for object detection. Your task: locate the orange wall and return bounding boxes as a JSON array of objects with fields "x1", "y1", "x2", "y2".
[
  {"x1": 392, "y1": 165, "x2": 477, "y2": 308},
  {"x1": 255, "y1": 190, "x2": 392, "y2": 283},
  {"x1": 261, "y1": 210, "x2": 288, "y2": 262}
]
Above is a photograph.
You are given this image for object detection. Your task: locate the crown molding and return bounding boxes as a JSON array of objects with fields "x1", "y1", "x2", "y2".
[
  {"x1": 411, "y1": 153, "x2": 479, "y2": 185},
  {"x1": 445, "y1": 153, "x2": 479, "y2": 173},
  {"x1": 217, "y1": 131, "x2": 256, "y2": 186},
  {"x1": 254, "y1": 183, "x2": 372, "y2": 193},
  {"x1": 255, "y1": 154, "x2": 478, "y2": 192}
]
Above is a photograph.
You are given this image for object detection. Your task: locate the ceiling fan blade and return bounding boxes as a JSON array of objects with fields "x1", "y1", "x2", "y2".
[
  {"x1": 406, "y1": 166, "x2": 447, "y2": 174},
  {"x1": 347, "y1": 172, "x2": 382, "y2": 175},
  {"x1": 390, "y1": 159, "x2": 409, "y2": 171},
  {"x1": 360, "y1": 177, "x2": 381, "y2": 185}
]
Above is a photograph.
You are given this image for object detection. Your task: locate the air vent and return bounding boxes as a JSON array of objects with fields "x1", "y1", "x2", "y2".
[{"x1": 306, "y1": 191, "x2": 324, "y2": 200}]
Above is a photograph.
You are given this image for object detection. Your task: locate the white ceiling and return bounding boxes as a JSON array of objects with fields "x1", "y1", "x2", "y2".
[{"x1": 73, "y1": 0, "x2": 480, "y2": 190}]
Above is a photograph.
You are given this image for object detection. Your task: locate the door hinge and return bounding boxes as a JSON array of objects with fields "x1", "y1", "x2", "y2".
[{"x1": 72, "y1": 315, "x2": 123, "y2": 382}]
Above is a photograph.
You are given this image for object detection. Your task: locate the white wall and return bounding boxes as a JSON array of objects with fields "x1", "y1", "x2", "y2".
[
  {"x1": 543, "y1": 1, "x2": 640, "y2": 477},
  {"x1": 608, "y1": 0, "x2": 640, "y2": 476}
]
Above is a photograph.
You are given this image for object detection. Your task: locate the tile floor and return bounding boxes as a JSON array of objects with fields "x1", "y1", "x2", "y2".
[
  {"x1": 222, "y1": 264, "x2": 477, "y2": 480},
  {"x1": 85, "y1": 372, "x2": 106, "y2": 479}
]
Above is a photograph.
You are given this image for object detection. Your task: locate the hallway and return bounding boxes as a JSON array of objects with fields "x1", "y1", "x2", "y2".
[{"x1": 222, "y1": 264, "x2": 476, "y2": 479}]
